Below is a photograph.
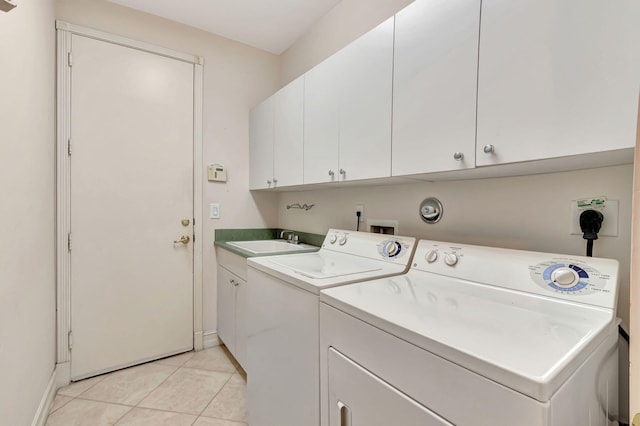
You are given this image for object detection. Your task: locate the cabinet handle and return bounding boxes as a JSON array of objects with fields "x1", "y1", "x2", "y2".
[
  {"x1": 328, "y1": 170, "x2": 335, "y2": 177},
  {"x1": 339, "y1": 169, "x2": 346, "y2": 176},
  {"x1": 337, "y1": 401, "x2": 351, "y2": 426},
  {"x1": 267, "y1": 180, "x2": 271, "y2": 185},
  {"x1": 273, "y1": 178, "x2": 278, "y2": 185},
  {"x1": 453, "y1": 152, "x2": 464, "y2": 161},
  {"x1": 483, "y1": 144, "x2": 495, "y2": 154}
]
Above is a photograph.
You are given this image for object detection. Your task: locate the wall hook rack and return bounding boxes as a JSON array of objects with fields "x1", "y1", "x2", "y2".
[
  {"x1": 0, "y1": 0, "x2": 17, "y2": 12},
  {"x1": 286, "y1": 203, "x2": 314, "y2": 211}
]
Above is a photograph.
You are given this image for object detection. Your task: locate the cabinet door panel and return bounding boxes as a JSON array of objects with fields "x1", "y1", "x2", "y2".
[
  {"x1": 338, "y1": 18, "x2": 394, "y2": 181},
  {"x1": 216, "y1": 267, "x2": 236, "y2": 354},
  {"x1": 304, "y1": 56, "x2": 340, "y2": 184},
  {"x1": 274, "y1": 76, "x2": 304, "y2": 187},
  {"x1": 249, "y1": 97, "x2": 274, "y2": 189},
  {"x1": 476, "y1": 0, "x2": 639, "y2": 166},
  {"x1": 235, "y1": 279, "x2": 248, "y2": 369},
  {"x1": 392, "y1": 0, "x2": 480, "y2": 176}
]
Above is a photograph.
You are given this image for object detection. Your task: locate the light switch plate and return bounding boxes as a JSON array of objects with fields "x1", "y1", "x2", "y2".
[
  {"x1": 210, "y1": 203, "x2": 220, "y2": 219},
  {"x1": 569, "y1": 198, "x2": 618, "y2": 237}
]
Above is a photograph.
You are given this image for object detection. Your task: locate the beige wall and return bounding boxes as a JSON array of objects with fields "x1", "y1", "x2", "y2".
[
  {"x1": 630, "y1": 97, "x2": 639, "y2": 418},
  {"x1": 278, "y1": 165, "x2": 633, "y2": 321},
  {"x1": 0, "y1": 0, "x2": 57, "y2": 424},
  {"x1": 55, "y1": 0, "x2": 281, "y2": 337},
  {"x1": 279, "y1": 0, "x2": 413, "y2": 86}
]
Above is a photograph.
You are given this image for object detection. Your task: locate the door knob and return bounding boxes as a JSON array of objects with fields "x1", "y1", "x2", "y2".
[{"x1": 173, "y1": 235, "x2": 190, "y2": 244}]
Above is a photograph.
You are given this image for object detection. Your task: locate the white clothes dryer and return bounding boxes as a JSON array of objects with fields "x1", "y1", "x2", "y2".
[
  {"x1": 320, "y1": 240, "x2": 620, "y2": 426},
  {"x1": 245, "y1": 229, "x2": 416, "y2": 426}
]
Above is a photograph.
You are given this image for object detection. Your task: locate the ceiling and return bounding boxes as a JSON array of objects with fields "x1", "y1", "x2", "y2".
[{"x1": 105, "y1": 0, "x2": 343, "y2": 54}]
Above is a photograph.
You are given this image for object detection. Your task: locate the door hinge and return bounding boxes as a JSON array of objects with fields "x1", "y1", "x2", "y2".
[
  {"x1": 67, "y1": 52, "x2": 73, "y2": 67},
  {"x1": 193, "y1": 234, "x2": 196, "y2": 242},
  {"x1": 68, "y1": 330, "x2": 73, "y2": 350},
  {"x1": 67, "y1": 139, "x2": 72, "y2": 156},
  {"x1": 67, "y1": 232, "x2": 72, "y2": 252}
]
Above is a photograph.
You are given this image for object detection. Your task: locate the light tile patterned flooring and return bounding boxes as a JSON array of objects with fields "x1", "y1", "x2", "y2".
[{"x1": 46, "y1": 346, "x2": 248, "y2": 426}]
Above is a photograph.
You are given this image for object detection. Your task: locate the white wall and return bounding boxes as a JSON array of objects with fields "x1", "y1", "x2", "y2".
[
  {"x1": 55, "y1": 0, "x2": 281, "y2": 340},
  {"x1": 0, "y1": 0, "x2": 57, "y2": 424},
  {"x1": 279, "y1": 0, "x2": 413, "y2": 85}
]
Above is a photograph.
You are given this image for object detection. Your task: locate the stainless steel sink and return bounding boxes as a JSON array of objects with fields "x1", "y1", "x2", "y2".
[{"x1": 226, "y1": 240, "x2": 317, "y2": 254}]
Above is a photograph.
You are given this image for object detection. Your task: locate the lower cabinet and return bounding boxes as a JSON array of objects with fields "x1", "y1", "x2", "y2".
[{"x1": 217, "y1": 265, "x2": 247, "y2": 369}]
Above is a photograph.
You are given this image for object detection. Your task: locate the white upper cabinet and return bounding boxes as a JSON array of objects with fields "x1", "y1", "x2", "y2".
[
  {"x1": 249, "y1": 96, "x2": 274, "y2": 190},
  {"x1": 476, "y1": 0, "x2": 640, "y2": 166},
  {"x1": 249, "y1": 76, "x2": 304, "y2": 190},
  {"x1": 392, "y1": 0, "x2": 481, "y2": 176},
  {"x1": 274, "y1": 76, "x2": 304, "y2": 187},
  {"x1": 303, "y1": 52, "x2": 341, "y2": 184},
  {"x1": 304, "y1": 18, "x2": 394, "y2": 184}
]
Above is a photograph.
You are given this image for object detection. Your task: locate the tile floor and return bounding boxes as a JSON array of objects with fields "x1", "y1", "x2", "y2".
[{"x1": 46, "y1": 346, "x2": 248, "y2": 426}]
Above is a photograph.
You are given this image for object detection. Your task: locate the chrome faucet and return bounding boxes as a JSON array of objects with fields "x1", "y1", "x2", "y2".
[{"x1": 279, "y1": 230, "x2": 299, "y2": 244}]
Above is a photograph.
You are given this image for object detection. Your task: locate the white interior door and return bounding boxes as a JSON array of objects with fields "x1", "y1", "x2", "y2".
[{"x1": 70, "y1": 34, "x2": 194, "y2": 379}]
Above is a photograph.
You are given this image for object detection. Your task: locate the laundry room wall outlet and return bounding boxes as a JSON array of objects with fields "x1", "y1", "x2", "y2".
[{"x1": 569, "y1": 197, "x2": 618, "y2": 237}]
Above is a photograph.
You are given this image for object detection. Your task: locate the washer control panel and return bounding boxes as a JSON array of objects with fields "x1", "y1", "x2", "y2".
[
  {"x1": 529, "y1": 259, "x2": 610, "y2": 296},
  {"x1": 322, "y1": 229, "x2": 416, "y2": 263}
]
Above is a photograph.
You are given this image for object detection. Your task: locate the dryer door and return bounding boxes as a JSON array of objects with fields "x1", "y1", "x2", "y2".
[{"x1": 327, "y1": 348, "x2": 453, "y2": 426}]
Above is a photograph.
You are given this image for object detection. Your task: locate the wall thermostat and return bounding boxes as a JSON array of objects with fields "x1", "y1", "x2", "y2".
[{"x1": 207, "y1": 164, "x2": 227, "y2": 182}]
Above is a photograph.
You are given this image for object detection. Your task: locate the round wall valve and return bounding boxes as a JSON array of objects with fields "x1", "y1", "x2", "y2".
[{"x1": 419, "y1": 197, "x2": 443, "y2": 224}]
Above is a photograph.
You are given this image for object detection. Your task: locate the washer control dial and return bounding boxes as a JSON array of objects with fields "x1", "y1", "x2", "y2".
[
  {"x1": 378, "y1": 240, "x2": 410, "y2": 259},
  {"x1": 338, "y1": 234, "x2": 348, "y2": 246},
  {"x1": 425, "y1": 250, "x2": 438, "y2": 263},
  {"x1": 444, "y1": 253, "x2": 459, "y2": 266},
  {"x1": 329, "y1": 234, "x2": 337, "y2": 244},
  {"x1": 382, "y1": 241, "x2": 400, "y2": 257}
]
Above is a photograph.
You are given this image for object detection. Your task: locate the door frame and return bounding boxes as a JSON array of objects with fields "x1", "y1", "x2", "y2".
[{"x1": 55, "y1": 21, "x2": 204, "y2": 387}]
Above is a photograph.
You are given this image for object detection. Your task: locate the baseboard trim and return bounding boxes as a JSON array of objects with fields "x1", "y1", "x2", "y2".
[
  {"x1": 55, "y1": 361, "x2": 70, "y2": 388},
  {"x1": 203, "y1": 331, "x2": 219, "y2": 349},
  {"x1": 31, "y1": 367, "x2": 57, "y2": 426},
  {"x1": 194, "y1": 331, "x2": 204, "y2": 351}
]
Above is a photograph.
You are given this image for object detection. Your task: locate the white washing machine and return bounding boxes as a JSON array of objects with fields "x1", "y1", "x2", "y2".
[
  {"x1": 320, "y1": 240, "x2": 620, "y2": 426},
  {"x1": 246, "y1": 229, "x2": 417, "y2": 426}
]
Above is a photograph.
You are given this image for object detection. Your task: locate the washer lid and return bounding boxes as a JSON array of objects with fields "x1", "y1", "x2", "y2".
[
  {"x1": 248, "y1": 251, "x2": 407, "y2": 294},
  {"x1": 320, "y1": 272, "x2": 615, "y2": 402},
  {"x1": 268, "y1": 253, "x2": 382, "y2": 279}
]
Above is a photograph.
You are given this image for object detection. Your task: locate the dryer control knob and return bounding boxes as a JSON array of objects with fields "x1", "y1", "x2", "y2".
[
  {"x1": 338, "y1": 234, "x2": 348, "y2": 245},
  {"x1": 425, "y1": 250, "x2": 438, "y2": 263},
  {"x1": 444, "y1": 253, "x2": 459, "y2": 266},
  {"x1": 329, "y1": 234, "x2": 337, "y2": 244},
  {"x1": 551, "y1": 268, "x2": 578, "y2": 288}
]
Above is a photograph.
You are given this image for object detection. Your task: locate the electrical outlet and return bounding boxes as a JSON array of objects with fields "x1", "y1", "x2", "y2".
[
  {"x1": 569, "y1": 198, "x2": 618, "y2": 237},
  {"x1": 355, "y1": 204, "x2": 364, "y2": 215}
]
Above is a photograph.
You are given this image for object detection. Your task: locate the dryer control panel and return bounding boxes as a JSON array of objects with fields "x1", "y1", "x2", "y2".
[
  {"x1": 412, "y1": 240, "x2": 619, "y2": 311},
  {"x1": 529, "y1": 259, "x2": 611, "y2": 296}
]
